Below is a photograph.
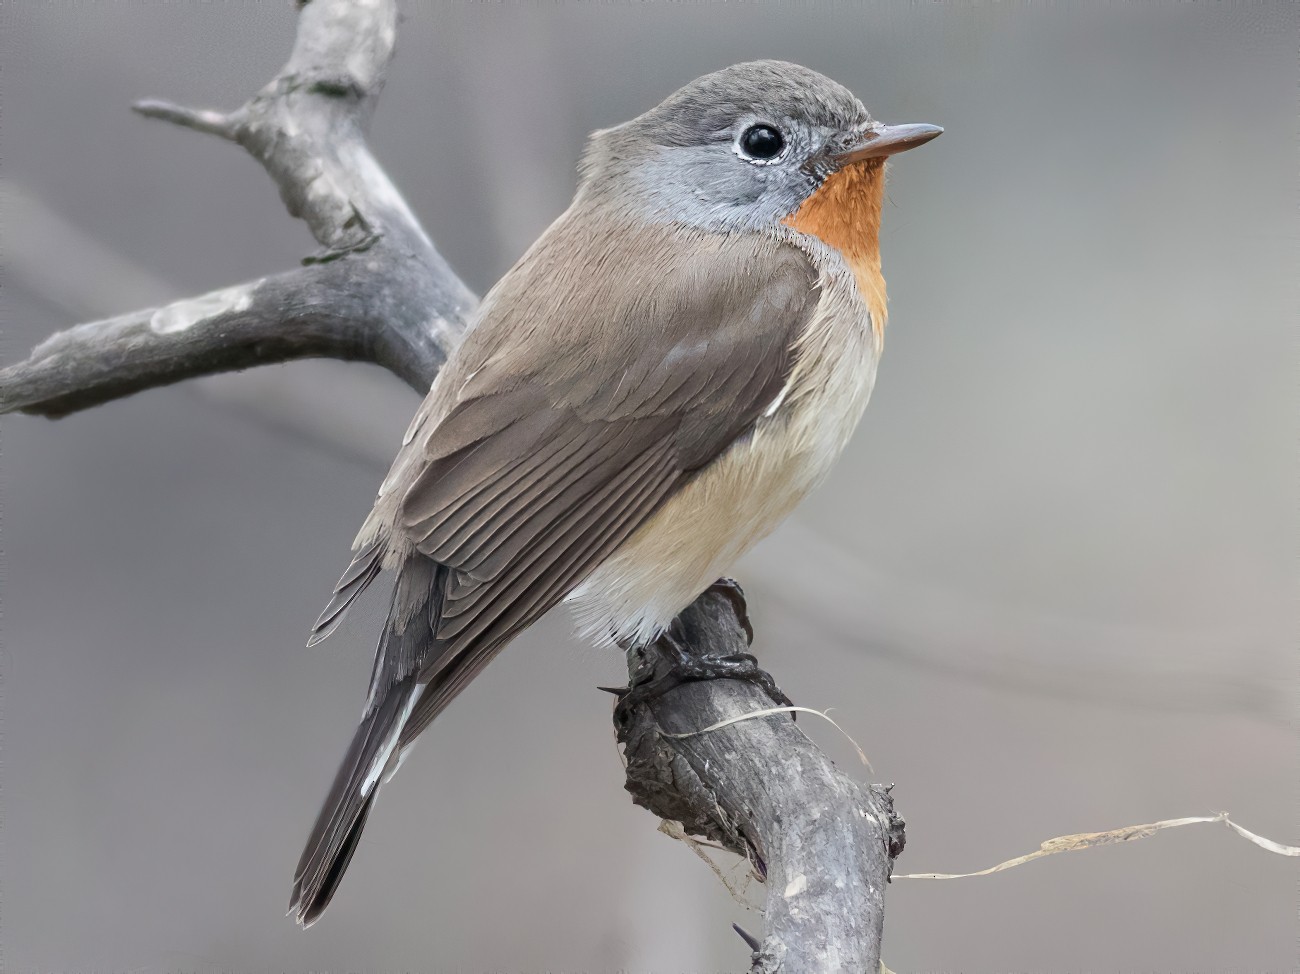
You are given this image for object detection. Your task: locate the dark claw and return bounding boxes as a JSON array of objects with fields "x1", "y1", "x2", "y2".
[
  {"x1": 708, "y1": 576, "x2": 754, "y2": 645},
  {"x1": 732, "y1": 922, "x2": 762, "y2": 953},
  {"x1": 612, "y1": 629, "x2": 793, "y2": 726}
]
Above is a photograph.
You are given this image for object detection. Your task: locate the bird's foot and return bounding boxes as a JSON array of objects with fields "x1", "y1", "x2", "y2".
[{"x1": 608, "y1": 627, "x2": 792, "y2": 727}]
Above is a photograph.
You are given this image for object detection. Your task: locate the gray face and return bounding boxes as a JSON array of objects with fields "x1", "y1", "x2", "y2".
[{"x1": 581, "y1": 60, "x2": 874, "y2": 232}]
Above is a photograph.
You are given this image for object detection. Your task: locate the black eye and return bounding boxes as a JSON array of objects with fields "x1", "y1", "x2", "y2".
[{"x1": 739, "y1": 124, "x2": 785, "y2": 161}]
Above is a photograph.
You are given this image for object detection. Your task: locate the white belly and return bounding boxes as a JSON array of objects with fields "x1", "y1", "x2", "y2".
[{"x1": 567, "y1": 274, "x2": 880, "y2": 648}]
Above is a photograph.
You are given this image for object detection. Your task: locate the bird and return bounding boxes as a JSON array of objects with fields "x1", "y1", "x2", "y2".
[{"x1": 289, "y1": 59, "x2": 940, "y2": 926}]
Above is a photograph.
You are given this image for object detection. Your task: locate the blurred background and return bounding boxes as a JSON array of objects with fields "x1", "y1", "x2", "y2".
[{"x1": 2, "y1": 2, "x2": 1295, "y2": 971}]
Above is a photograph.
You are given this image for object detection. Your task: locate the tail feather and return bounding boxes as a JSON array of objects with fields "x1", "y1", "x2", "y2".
[
  {"x1": 293, "y1": 790, "x2": 374, "y2": 928},
  {"x1": 307, "y1": 536, "x2": 386, "y2": 648},
  {"x1": 292, "y1": 552, "x2": 444, "y2": 926},
  {"x1": 289, "y1": 677, "x2": 420, "y2": 926}
]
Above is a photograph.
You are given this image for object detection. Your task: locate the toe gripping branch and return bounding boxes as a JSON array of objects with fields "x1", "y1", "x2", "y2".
[
  {"x1": 608, "y1": 578, "x2": 793, "y2": 865},
  {"x1": 607, "y1": 577, "x2": 792, "y2": 725}
]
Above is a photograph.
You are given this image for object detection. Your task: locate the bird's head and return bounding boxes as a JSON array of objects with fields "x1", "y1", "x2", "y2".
[{"x1": 580, "y1": 60, "x2": 942, "y2": 238}]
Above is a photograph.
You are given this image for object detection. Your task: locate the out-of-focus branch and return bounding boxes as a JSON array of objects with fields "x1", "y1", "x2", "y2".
[{"x1": 1, "y1": 1, "x2": 904, "y2": 969}]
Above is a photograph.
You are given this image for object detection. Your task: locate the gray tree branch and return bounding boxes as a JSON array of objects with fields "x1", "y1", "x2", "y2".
[
  {"x1": 2, "y1": 267, "x2": 442, "y2": 417},
  {"x1": 0, "y1": 1, "x2": 904, "y2": 969},
  {"x1": 0, "y1": 0, "x2": 474, "y2": 417},
  {"x1": 620, "y1": 591, "x2": 903, "y2": 973}
]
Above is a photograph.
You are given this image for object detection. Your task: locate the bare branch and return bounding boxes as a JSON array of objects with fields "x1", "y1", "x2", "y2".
[
  {"x1": 620, "y1": 589, "x2": 904, "y2": 973},
  {"x1": 3, "y1": 0, "x2": 474, "y2": 419},
  {"x1": 135, "y1": 0, "x2": 405, "y2": 257},
  {"x1": 0, "y1": 264, "x2": 459, "y2": 417},
  {"x1": 132, "y1": 99, "x2": 239, "y2": 139}
]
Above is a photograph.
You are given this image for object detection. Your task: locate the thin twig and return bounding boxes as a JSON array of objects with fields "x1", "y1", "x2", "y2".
[{"x1": 131, "y1": 99, "x2": 238, "y2": 139}]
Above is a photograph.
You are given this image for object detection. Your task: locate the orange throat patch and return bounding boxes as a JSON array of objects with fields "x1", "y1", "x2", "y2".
[{"x1": 782, "y1": 159, "x2": 888, "y2": 341}]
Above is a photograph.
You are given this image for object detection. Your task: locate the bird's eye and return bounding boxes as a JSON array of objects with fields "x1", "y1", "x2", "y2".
[{"x1": 738, "y1": 124, "x2": 786, "y2": 161}]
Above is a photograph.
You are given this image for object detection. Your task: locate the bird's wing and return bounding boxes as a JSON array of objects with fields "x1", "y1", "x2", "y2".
[{"x1": 387, "y1": 219, "x2": 818, "y2": 743}]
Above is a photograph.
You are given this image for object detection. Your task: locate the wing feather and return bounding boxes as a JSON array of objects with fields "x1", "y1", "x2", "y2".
[
  {"x1": 436, "y1": 436, "x2": 674, "y2": 635},
  {"x1": 398, "y1": 437, "x2": 679, "y2": 745},
  {"x1": 420, "y1": 422, "x2": 595, "y2": 563}
]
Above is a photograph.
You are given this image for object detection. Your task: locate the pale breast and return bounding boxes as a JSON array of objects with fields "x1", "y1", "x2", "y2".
[{"x1": 567, "y1": 260, "x2": 880, "y2": 648}]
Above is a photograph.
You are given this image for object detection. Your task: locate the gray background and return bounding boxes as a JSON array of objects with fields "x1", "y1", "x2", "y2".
[{"x1": 2, "y1": 2, "x2": 1296, "y2": 972}]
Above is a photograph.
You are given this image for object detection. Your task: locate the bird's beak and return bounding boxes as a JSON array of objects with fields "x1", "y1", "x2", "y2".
[{"x1": 833, "y1": 122, "x2": 943, "y2": 167}]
